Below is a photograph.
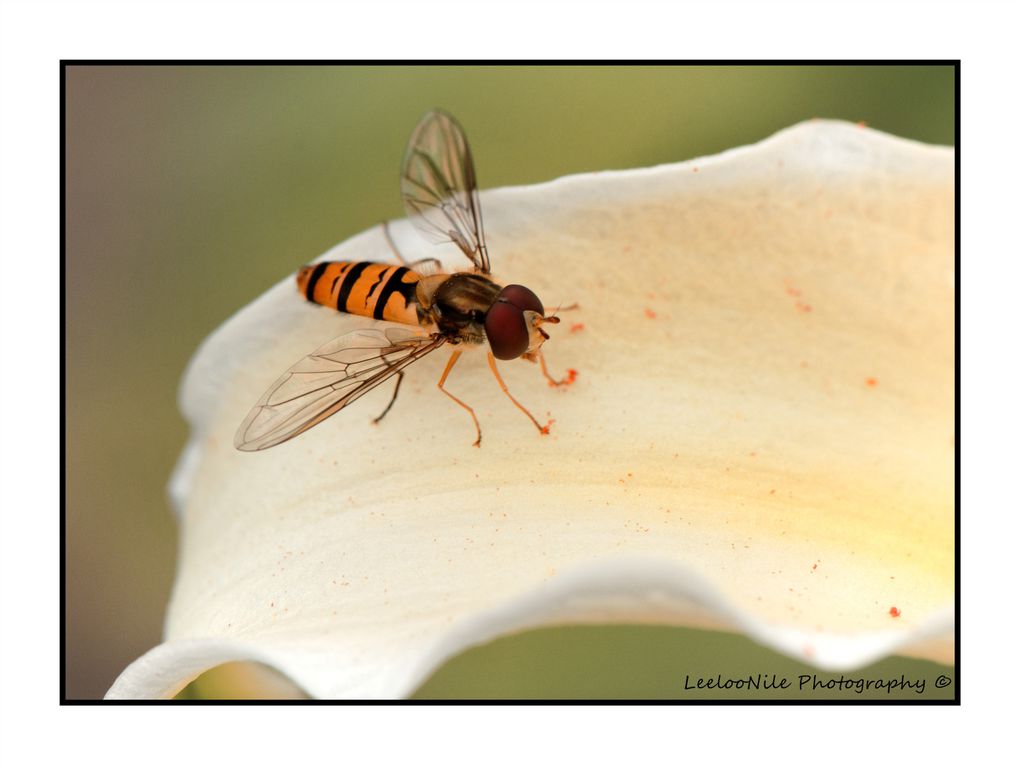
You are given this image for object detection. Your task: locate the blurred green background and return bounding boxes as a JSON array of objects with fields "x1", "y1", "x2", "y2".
[{"x1": 65, "y1": 64, "x2": 955, "y2": 700}]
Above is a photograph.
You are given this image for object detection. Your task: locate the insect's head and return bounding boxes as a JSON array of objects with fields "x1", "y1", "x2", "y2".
[{"x1": 485, "y1": 284, "x2": 559, "y2": 360}]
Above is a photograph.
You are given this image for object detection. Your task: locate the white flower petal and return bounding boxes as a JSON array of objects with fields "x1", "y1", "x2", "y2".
[{"x1": 109, "y1": 120, "x2": 954, "y2": 699}]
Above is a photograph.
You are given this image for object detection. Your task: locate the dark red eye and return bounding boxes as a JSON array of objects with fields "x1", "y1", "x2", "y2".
[
  {"x1": 497, "y1": 284, "x2": 544, "y2": 315},
  {"x1": 485, "y1": 301, "x2": 529, "y2": 360}
]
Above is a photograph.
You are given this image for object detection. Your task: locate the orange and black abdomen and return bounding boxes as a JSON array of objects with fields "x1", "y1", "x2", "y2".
[{"x1": 296, "y1": 261, "x2": 421, "y2": 325}]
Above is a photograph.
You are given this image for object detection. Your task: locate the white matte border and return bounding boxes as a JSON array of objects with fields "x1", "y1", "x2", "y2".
[{"x1": 1, "y1": 2, "x2": 1008, "y2": 763}]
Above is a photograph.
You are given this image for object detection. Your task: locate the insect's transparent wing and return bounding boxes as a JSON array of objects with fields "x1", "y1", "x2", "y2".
[
  {"x1": 400, "y1": 110, "x2": 491, "y2": 273},
  {"x1": 235, "y1": 327, "x2": 446, "y2": 451}
]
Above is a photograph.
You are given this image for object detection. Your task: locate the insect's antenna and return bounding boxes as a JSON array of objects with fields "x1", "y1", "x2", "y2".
[{"x1": 534, "y1": 312, "x2": 558, "y2": 340}]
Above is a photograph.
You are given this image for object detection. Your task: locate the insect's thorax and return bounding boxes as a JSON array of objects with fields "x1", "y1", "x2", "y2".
[{"x1": 418, "y1": 271, "x2": 502, "y2": 342}]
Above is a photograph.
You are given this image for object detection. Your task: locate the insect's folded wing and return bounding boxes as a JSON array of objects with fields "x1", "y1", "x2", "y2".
[
  {"x1": 234, "y1": 328, "x2": 445, "y2": 451},
  {"x1": 400, "y1": 110, "x2": 489, "y2": 272}
]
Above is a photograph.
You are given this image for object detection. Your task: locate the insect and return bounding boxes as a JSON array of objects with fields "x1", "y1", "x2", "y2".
[{"x1": 234, "y1": 110, "x2": 574, "y2": 451}]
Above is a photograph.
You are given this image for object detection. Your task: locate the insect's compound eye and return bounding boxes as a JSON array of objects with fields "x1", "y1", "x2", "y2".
[
  {"x1": 497, "y1": 284, "x2": 544, "y2": 316},
  {"x1": 485, "y1": 301, "x2": 530, "y2": 360}
]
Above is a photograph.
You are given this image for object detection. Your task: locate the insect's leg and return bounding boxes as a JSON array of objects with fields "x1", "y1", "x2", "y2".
[
  {"x1": 534, "y1": 348, "x2": 578, "y2": 387},
  {"x1": 437, "y1": 350, "x2": 482, "y2": 447},
  {"x1": 371, "y1": 366, "x2": 404, "y2": 425},
  {"x1": 487, "y1": 352, "x2": 551, "y2": 436},
  {"x1": 381, "y1": 221, "x2": 441, "y2": 271}
]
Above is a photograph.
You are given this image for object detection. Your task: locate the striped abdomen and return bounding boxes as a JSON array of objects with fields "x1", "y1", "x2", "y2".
[{"x1": 296, "y1": 261, "x2": 422, "y2": 326}]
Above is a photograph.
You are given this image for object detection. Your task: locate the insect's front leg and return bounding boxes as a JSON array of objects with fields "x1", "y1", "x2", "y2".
[
  {"x1": 487, "y1": 353, "x2": 552, "y2": 436},
  {"x1": 523, "y1": 348, "x2": 578, "y2": 387}
]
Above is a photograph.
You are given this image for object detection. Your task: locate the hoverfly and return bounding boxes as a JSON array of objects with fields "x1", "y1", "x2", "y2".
[{"x1": 234, "y1": 110, "x2": 574, "y2": 451}]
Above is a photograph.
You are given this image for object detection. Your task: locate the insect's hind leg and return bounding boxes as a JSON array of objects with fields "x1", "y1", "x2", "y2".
[
  {"x1": 371, "y1": 368, "x2": 404, "y2": 425},
  {"x1": 381, "y1": 221, "x2": 441, "y2": 271},
  {"x1": 437, "y1": 350, "x2": 482, "y2": 447}
]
